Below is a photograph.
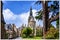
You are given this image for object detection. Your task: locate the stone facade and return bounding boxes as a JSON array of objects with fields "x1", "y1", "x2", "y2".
[
  {"x1": 18, "y1": 24, "x2": 25, "y2": 37},
  {"x1": 17, "y1": 29, "x2": 19, "y2": 37},
  {"x1": 5, "y1": 24, "x2": 18, "y2": 38},
  {"x1": 5, "y1": 24, "x2": 13, "y2": 38},
  {"x1": 12, "y1": 24, "x2": 18, "y2": 38},
  {"x1": 18, "y1": 27, "x2": 22, "y2": 37}
]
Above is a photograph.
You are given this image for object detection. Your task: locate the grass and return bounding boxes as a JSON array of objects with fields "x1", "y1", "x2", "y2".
[
  {"x1": 23, "y1": 38, "x2": 40, "y2": 40},
  {"x1": 22, "y1": 36, "x2": 42, "y2": 40}
]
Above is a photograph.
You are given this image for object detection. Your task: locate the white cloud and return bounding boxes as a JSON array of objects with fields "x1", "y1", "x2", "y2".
[
  {"x1": 3, "y1": 9, "x2": 17, "y2": 21},
  {"x1": 19, "y1": 9, "x2": 37, "y2": 24},
  {"x1": 3, "y1": 8, "x2": 43, "y2": 28}
]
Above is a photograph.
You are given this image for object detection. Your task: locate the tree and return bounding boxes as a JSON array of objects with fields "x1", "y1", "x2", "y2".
[
  {"x1": 1, "y1": 1, "x2": 8, "y2": 39},
  {"x1": 45, "y1": 27, "x2": 59, "y2": 39},
  {"x1": 22, "y1": 27, "x2": 32, "y2": 38},
  {"x1": 35, "y1": 1, "x2": 59, "y2": 38},
  {"x1": 35, "y1": 1, "x2": 49, "y2": 38}
]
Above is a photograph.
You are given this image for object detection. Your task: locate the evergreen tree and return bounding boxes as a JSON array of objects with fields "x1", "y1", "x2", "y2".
[{"x1": 35, "y1": 1, "x2": 59, "y2": 38}]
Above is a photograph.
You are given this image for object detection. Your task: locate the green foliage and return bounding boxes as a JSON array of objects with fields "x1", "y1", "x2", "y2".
[
  {"x1": 45, "y1": 27, "x2": 59, "y2": 39},
  {"x1": 49, "y1": 1, "x2": 59, "y2": 17},
  {"x1": 27, "y1": 27, "x2": 32, "y2": 36},
  {"x1": 22, "y1": 27, "x2": 32, "y2": 38},
  {"x1": 56, "y1": 19, "x2": 59, "y2": 29},
  {"x1": 5, "y1": 33, "x2": 9, "y2": 39},
  {"x1": 35, "y1": 10, "x2": 42, "y2": 20},
  {"x1": 35, "y1": 1, "x2": 59, "y2": 39},
  {"x1": 35, "y1": 1, "x2": 59, "y2": 21},
  {"x1": 36, "y1": 28, "x2": 43, "y2": 37},
  {"x1": 22, "y1": 34, "x2": 26, "y2": 38},
  {"x1": 50, "y1": 24, "x2": 55, "y2": 28}
]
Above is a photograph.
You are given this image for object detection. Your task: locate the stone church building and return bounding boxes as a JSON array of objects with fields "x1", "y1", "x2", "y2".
[
  {"x1": 28, "y1": 7, "x2": 36, "y2": 36},
  {"x1": 18, "y1": 7, "x2": 42, "y2": 37}
]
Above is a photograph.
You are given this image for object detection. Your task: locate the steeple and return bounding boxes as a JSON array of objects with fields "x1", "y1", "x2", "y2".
[
  {"x1": 28, "y1": 7, "x2": 36, "y2": 37},
  {"x1": 30, "y1": 7, "x2": 32, "y2": 16}
]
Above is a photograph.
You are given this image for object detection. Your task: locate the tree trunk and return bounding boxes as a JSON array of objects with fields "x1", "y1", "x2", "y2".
[
  {"x1": 1, "y1": 1, "x2": 7, "y2": 39},
  {"x1": 42, "y1": 1, "x2": 49, "y2": 39}
]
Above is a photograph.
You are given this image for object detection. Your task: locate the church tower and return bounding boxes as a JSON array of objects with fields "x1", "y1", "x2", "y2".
[
  {"x1": 28, "y1": 7, "x2": 36, "y2": 28},
  {"x1": 28, "y1": 7, "x2": 36, "y2": 36}
]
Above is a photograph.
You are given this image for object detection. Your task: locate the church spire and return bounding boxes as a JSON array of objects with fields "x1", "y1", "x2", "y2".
[{"x1": 30, "y1": 7, "x2": 32, "y2": 16}]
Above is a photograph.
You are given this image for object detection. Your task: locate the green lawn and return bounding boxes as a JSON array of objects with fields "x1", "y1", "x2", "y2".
[
  {"x1": 22, "y1": 37, "x2": 42, "y2": 40},
  {"x1": 23, "y1": 38, "x2": 40, "y2": 40}
]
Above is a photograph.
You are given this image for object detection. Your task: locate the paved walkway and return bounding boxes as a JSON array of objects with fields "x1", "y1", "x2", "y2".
[{"x1": 14, "y1": 37, "x2": 22, "y2": 40}]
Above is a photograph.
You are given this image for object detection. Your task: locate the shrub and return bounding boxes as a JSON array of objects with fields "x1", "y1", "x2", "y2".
[
  {"x1": 45, "y1": 27, "x2": 59, "y2": 39},
  {"x1": 22, "y1": 34, "x2": 26, "y2": 38},
  {"x1": 36, "y1": 28, "x2": 43, "y2": 37},
  {"x1": 5, "y1": 33, "x2": 9, "y2": 39},
  {"x1": 22, "y1": 27, "x2": 32, "y2": 38}
]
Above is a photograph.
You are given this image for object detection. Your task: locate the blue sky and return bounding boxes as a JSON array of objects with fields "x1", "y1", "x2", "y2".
[
  {"x1": 3, "y1": 1, "x2": 34, "y2": 14},
  {"x1": 3, "y1": 1, "x2": 41, "y2": 14},
  {"x1": 2, "y1": 1, "x2": 56, "y2": 28}
]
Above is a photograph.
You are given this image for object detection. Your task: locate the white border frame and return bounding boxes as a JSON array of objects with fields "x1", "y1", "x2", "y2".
[{"x1": 0, "y1": 0, "x2": 60, "y2": 40}]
